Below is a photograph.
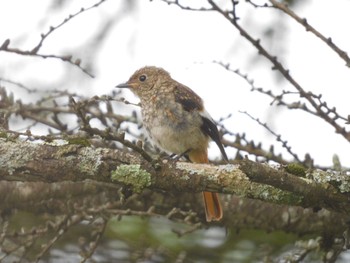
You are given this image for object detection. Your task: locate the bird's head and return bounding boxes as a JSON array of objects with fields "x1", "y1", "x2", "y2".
[{"x1": 116, "y1": 66, "x2": 171, "y2": 98}]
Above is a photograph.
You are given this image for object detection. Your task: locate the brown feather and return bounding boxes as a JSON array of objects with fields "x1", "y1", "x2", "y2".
[{"x1": 174, "y1": 84, "x2": 204, "y2": 112}]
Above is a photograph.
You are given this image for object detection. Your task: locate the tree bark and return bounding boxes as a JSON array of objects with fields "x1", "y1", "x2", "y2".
[{"x1": 0, "y1": 138, "x2": 349, "y2": 237}]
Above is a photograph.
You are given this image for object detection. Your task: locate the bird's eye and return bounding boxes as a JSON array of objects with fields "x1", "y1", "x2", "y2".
[{"x1": 139, "y1": 74, "x2": 147, "y2": 82}]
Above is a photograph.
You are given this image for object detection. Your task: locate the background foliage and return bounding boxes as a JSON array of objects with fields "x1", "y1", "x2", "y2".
[{"x1": 1, "y1": 0, "x2": 350, "y2": 262}]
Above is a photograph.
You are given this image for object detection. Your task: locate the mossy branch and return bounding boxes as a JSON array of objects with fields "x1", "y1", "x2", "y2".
[{"x1": 1, "y1": 138, "x2": 349, "y2": 216}]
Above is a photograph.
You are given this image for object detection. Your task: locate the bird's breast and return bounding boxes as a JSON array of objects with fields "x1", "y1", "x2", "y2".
[{"x1": 141, "y1": 99, "x2": 208, "y2": 154}]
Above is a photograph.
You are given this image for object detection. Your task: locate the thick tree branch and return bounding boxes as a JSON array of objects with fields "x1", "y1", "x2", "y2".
[
  {"x1": 1, "y1": 138, "x2": 349, "y2": 216},
  {"x1": 1, "y1": 134, "x2": 349, "y2": 258}
]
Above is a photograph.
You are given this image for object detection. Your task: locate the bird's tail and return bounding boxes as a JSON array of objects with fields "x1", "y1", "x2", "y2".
[{"x1": 188, "y1": 149, "x2": 223, "y2": 222}]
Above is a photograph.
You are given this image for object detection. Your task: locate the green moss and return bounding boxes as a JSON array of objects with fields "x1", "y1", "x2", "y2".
[
  {"x1": 66, "y1": 137, "x2": 90, "y2": 147},
  {"x1": 285, "y1": 163, "x2": 306, "y2": 177},
  {"x1": 111, "y1": 164, "x2": 152, "y2": 193},
  {"x1": 0, "y1": 131, "x2": 8, "y2": 138}
]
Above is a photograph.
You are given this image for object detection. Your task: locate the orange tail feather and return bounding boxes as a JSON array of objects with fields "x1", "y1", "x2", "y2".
[
  {"x1": 188, "y1": 148, "x2": 223, "y2": 222},
  {"x1": 202, "y1": 191, "x2": 223, "y2": 222}
]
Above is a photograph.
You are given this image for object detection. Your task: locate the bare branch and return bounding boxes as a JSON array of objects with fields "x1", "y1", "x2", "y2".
[
  {"x1": 0, "y1": 1, "x2": 109, "y2": 79},
  {"x1": 239, "y1": 110, "x2": 303, "y2": 164},
  {"x1": 0, "y1": 42, "x2": 95, "y2": 78},
  {"x1": 1, "y1": 139, "x2": 350, "y2": 215},
  {"x1": 31, "y1": 0, "x2": 108, "y2": 54},
  {"x1": 207, "y1": 1, "x2": 350, "y2": 142},
  {"x1": 159, "y1": 0, "x2": 213, "y2": 11},
  {"x1": 214, "y1": 61, "x2": 350, "y2": 147},
  {"x1": 270, "y1": 0, "x2": 350, "y2": 67}
]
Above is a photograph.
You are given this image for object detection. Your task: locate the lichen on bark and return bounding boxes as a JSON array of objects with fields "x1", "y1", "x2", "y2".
[{"x1": 111, "y1": 164, "x2": 152, "y2": 193}]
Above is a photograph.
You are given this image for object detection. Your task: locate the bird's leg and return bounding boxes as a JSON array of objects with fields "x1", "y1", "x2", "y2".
[{"x1": 173, "y1": 149, "x2": 192, "y2": 162}]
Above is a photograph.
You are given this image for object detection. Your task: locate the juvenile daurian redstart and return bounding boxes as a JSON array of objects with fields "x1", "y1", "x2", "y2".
[{"x1": 117, "y1": 66, "x2": 228, "y2": 221}]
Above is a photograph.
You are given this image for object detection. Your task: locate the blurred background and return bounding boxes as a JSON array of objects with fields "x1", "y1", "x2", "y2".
[
  {"x1": 1, "y1": 0, "x2": 350, "y2": 262},
  {"x1": 1, "y1": 0, "x2": 349, "y2": 166}
]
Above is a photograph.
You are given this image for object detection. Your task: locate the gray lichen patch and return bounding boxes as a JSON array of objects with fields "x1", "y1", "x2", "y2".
[
  {"x1": 253, "y1": 184, "x2": 303, "y2": 205},
  {"x1": 77, "y1": 147, "x2": 104, "y2": 177},
  {"x1": 175, "y1": 162, "x2": 207, "y2": 177},
  {"x1": 308, "y1": 169, "x2": 350, "y2": 193},
  {"x1": 111, "y1": 164, "x2": 152, "y2": 193},
  {"x1": 0, "y1": 139, "x2": 37, "y2": 175},
  {"x1": 175, "y1": 162, "x2": 211, "y2": 181}
]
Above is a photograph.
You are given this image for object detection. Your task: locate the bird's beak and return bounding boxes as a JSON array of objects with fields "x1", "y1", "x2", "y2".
[{"x1": 115, "y1": 82, "x2": 131, "y2": 89}]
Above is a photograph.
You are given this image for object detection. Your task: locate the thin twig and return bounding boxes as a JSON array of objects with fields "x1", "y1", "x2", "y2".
[
  {"x1": 31, "y1": 0, "x2": 108, "y2": 54},
  {"x1": 159, "y1": 0, "x2": 213, "y2": 11},
  {"x1": 0, "y1": 0, "x2": 108, "y2": 78},
  {"x1": 269, "y1": 0, "x2": 350, "y2": 67},
  {"x1": 239, "y1": 110, "x2": 302, "y2": 163},
  {"x1": 0, "y1": 45, "x2": 95, "y2": 78},
  {"x1": 208, "y1": 0, "x2": 350, "y2": 142}
]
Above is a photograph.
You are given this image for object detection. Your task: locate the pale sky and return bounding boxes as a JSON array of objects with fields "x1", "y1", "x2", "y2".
[{"x1": 1, "y1": 0, "x2": 349, "y2": 167}]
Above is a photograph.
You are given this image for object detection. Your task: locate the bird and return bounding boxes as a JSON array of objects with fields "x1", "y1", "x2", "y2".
[{"x1": 116, "y1": 66, "x2": 228, "y2": 221}]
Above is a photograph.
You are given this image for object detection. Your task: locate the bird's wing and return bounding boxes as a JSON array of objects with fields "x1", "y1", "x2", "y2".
[
  {"x1": 200, "y1": 110, "x2": 228, "y2": 162},
  {"x1": 174, "y1": 84, "x2": 228, "y2": 162},
  {"x1": 174, "y1": 84, "x2": 204, "y2": 112}
]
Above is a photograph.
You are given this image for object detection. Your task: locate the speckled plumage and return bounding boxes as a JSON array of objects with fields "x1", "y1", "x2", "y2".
[
  {"x1": 117, "y1": 66, "x2": 227, "y2": 221},
  {"x1": 117, "y1": 66, "x2": 227, "y2": 160}
]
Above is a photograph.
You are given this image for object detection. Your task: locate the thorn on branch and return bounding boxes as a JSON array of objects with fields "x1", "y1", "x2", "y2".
[
  {"x1": 346, "y1": 116, "x2": 350, "y2": 125},
  {"x1": 0, "y1": 39, "x2": 10, "y2": 50},
  {"x1": 75, "y1": 58, "x2": 81, "y2": 66},
  {"x1": 62, "y1": 55, "x2": 73, "y2": 61},
  {"x1": 302, "y1": 18, "x2": 308, "y2": 27}
]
